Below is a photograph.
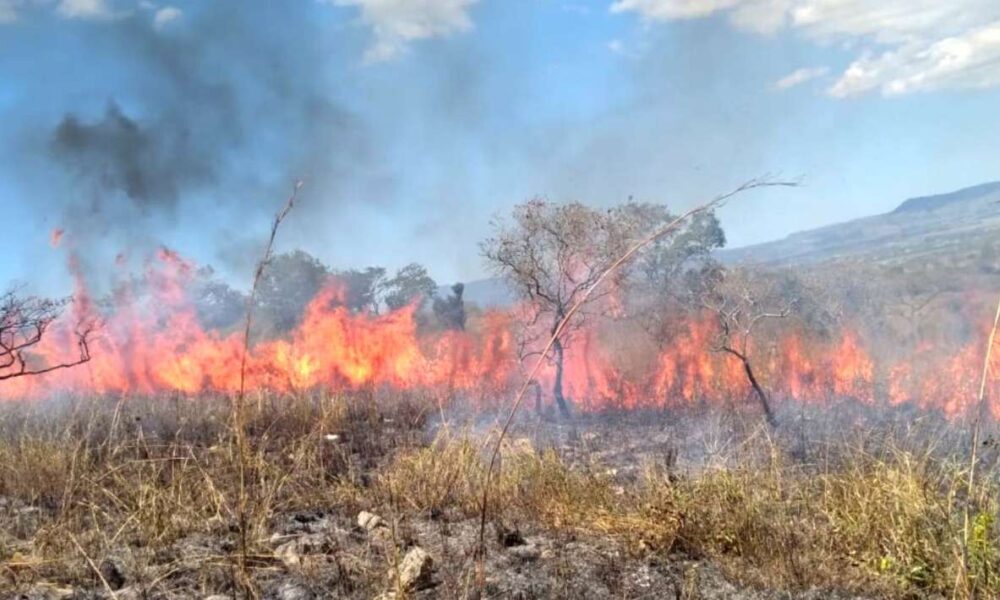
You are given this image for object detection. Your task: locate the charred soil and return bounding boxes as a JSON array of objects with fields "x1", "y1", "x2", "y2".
[{"x1": 0, "y1": 394, "x2": 996, "y2": 599}]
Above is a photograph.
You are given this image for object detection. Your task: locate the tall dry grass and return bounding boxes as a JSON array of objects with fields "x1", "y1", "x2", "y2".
[
  {"x1": 0, "y1": 393, "x2": 996, "y2": 598},
  {"x1": 0, "y1": 392, "x2": 429, "y2": 596},
  {"x1": 380, "y1": 420, "x2": 1000, "y2": 597}
]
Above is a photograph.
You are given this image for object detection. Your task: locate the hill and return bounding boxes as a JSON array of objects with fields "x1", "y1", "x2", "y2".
[{"x1": 722, "y1": 181, "x2": 1000, "y2": 267}]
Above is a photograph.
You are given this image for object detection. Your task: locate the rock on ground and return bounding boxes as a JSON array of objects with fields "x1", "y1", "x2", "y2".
[
  {"x1": 357, "y1": 510, "x2": 385, "y2": 532},
  {"x1": 391, "y1": 546, "x2": 434, "y2": 591}
]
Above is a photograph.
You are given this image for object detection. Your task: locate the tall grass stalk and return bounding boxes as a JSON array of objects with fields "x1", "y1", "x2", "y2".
[
  {"x1": 233, "y1": 181, "x2": 301, "y2": 597},
  {"x1": 960, "y1": 292, "x2": 1000, "y2": 596}
]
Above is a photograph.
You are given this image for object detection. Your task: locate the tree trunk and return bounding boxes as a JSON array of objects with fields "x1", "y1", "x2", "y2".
[
  {"x1": 530, "y1": 379, "x2": 543, "y2": 414},
  {"x1": 722, "y1": 347, "x2": 777, "y2": 427},
  {"x1": 551, "y1": 336, "x2": 571, "y2": 418}
]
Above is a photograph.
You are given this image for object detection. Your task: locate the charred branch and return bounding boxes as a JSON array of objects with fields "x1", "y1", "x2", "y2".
[{"x1": 0, "y1": 290, "x2": 95, "y2": 382}]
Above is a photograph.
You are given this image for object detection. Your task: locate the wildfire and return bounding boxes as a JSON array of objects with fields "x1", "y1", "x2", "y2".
[
  {"x1": 2, "y1": 248, "x2": 999, "y2": 421},
  {"x1": 1, "y1": 250, "x2": 514, "y2": 401}
]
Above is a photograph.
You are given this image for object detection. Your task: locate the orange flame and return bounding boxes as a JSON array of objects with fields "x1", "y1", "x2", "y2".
[
  {"x1": 2, "y1": 249, "x2": 999, "y2": 420},
  {"x1": 1, "y1": 250, "x2": 516, "y2": 401}
]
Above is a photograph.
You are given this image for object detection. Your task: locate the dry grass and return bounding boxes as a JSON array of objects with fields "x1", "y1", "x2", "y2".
[
  {"x1": 373, "y1": 417, "x2": 1000, "y2": 597},
  {"x1": 0, "y1": 392, "x2": 427, "y2": 595},
  {"x1": 0, "y1": 394, "x2": 996, "y2": 599},
  {"x1": 372, "y1": 419, "x2": 996, "y2": 597},
  {"x1": 377, "y1": 433, "x2": 683, "y2": 552}
]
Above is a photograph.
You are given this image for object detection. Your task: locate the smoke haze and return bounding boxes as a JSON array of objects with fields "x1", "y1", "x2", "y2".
[{"x1": 0, "y1": 0, "x2": 997, "y2": 293}]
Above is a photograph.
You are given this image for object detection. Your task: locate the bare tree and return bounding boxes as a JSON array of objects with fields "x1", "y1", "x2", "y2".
[
  {"x1": 481, "y1": 199, "x2": 648, "y2": 416},
  {"x1": 697, "y1": 268, "x2": 815, "y2": 427},
  {"x1": 474, "y1": 179, "x2": 797, "y2": 573},
  {"x1": 0, "y1": 289, "x2": 94, "y2": 382}
]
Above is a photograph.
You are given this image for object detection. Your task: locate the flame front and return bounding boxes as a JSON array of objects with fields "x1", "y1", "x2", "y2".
[
  {"x1": 3, "y1": 249, "x2": 999, "y2": 421},
  {"x1": 2, "y1": 251, "x2": 514, "y2": 401}
]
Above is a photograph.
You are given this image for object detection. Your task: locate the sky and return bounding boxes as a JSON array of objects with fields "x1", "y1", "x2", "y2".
[{"x1": 1, "y1": 0, "x2": 999, "y2": 293}]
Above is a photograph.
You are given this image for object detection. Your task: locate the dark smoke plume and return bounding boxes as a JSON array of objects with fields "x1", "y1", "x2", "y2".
[
  {"x1": 51, "y1": 102, "x2": 215, "y2": 211},
  {"x1": 26, "y1": 1, "x2": 386, "y2": 278}
]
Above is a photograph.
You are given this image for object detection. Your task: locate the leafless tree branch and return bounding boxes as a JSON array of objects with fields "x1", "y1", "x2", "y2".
[{"x1": 0, "y1": 289, "x2": 95, "y2": 383}]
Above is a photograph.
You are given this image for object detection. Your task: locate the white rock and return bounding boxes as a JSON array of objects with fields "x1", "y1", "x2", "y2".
[
  {"x1": 392, "y1": 546, "x2": 434, "y2": 591},
  {"x1": 274, "y1": 533, "x2": 332, "y2": 568},
  {"x1": 357, "y1": 510, "x2": 386, "y2": 531}
]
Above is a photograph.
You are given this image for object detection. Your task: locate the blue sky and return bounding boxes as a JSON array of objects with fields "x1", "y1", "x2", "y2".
[{"x1": 1, "y1": 0, "x2": 999, "y2": 293}]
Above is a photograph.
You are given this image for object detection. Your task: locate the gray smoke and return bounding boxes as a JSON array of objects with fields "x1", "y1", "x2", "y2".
[
  {"x1": 51, "y1": 102, "x2": 215, "y2": 211},
  {"x1": 26, "y1": 0, "x2": 387, "y2": 279}
]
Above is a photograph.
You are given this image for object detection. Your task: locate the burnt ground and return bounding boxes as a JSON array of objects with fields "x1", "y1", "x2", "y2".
[
  {"x1": 4, "y1": 500, "x2": 871, "y2": 600},
  {"x1": 1, "y1": 399, "x2": 979, "y2": 600}
]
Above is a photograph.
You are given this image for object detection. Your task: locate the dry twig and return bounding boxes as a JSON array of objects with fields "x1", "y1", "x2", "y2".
[
  {"x1": 959, "y1": 292, "x2": 1000, "y2": 594},
  {"x1": 232, "y1": 180, "x2": 302, "y2": 597},
  {"x1": 68, "y1": 533, "x2": 119, "y2": 600}
]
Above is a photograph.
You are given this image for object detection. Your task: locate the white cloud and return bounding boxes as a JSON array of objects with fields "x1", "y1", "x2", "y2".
[
  {"x1": 726, "y1": 0, "x2": 790, "y2": 34},
  {"x1": 829, "y1": 22, "x2": 1000, "y2": 97},
  {"x1": 773, "y1": 65, "x2": 828, "y2": 90},
  {"x1": 56, "y1": 0, "x2": 116, "y2": 20},
  {"x1": 611, "y1": 0, "x2": 742, "y2": 21},
  {"x1": 152, "y1": 5, "x2": 180, "y2": 29},
  {"x1": 332, "y1": 0, "x2": 478, "y2": 62},
  {"x1": 610, "y1": 0, "x2": 1000, "y2": 97},
  {"x1": 0, "y1": 0, "x2": 165, "y2": 25}
]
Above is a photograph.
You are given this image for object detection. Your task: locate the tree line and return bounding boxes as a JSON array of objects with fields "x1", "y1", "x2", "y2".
[
  {"x1": 193, "y1": 253, "x2": 466, "y2": 338},
  {"x1": 3, "y1": 195, "x2": 836, "y2": 430}
]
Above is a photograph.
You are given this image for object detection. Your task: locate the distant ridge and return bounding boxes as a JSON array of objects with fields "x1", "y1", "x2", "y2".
[
  {"x1": 721, "y1": 181, "x2": 1000, "y2": 267},
  {"x1": 893, "y1": 181, "x2": 1000, "y2": 214}
]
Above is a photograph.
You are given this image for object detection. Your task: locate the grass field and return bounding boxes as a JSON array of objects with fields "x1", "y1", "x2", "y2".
[{"x1": 0, "y1": 392, "x2": 997, "y2": 599}]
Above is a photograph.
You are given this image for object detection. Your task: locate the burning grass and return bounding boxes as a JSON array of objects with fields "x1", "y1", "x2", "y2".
[
  {"x1": 0, "y1": 393, "x2": 997, "y2": 599},
  {"x1": 7, "y1": 240, "x2": 1000, "y2": 424}
]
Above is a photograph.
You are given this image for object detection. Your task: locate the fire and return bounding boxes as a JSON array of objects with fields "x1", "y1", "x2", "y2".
[
  {"x1": 50, "y1": 228, "x2": 65, "y2": 248},
  {"x1": 2, "y1": 247, "x2": 999, "y2": 421},
  {"x1": 552, "y1": 315, "x2": 999, "y2": 419},
  {"x1": 1, "y1": 250, "x2": 514, "y2": 400}
]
